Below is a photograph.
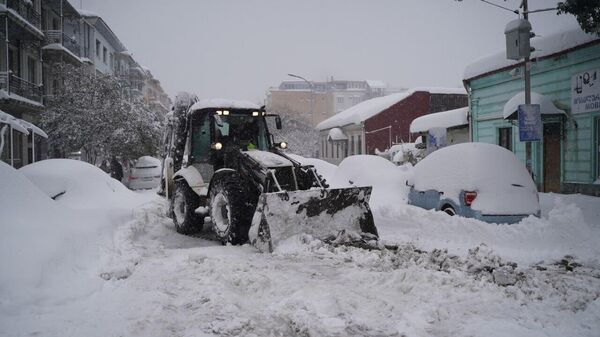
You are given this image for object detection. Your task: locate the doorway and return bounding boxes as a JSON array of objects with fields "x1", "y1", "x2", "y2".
[{"x1": 543, "y1": 122, "x2": 561, "y2": 193}]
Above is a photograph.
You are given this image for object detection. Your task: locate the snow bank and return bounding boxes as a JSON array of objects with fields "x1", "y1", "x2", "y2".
[
  {"x1": 19, "y1": 159, "x2": 144, "y2": 210},
  {"x1": 329, "y1": 155, "x2": 411, "y2": 210},
  {"x1": 0, "y1": 162, "x2": 105, "y2": 311},
  {"x1": 412, "y1": 143, "x2": 539, "y2": 215}
]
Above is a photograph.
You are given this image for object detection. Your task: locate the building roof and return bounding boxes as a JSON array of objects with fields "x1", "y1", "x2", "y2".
[
  {"x1": 410, "y1": 107, "x2": 468, "y2": 133},
  {"x1": 316, "y1": 87, "x2": 466, "y2": 130},
  {"x1": 366, "y1": 80, "x2": 386, "y2": 89},
  {"x1": 463, "y1": 26, "x2": 599, "y2": 81}
]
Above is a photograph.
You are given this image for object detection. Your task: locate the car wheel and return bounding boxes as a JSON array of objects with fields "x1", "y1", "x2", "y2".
[
  {"x1": 172, "y1": 181, "x2": 203, "y2": 234},
  {"x1": 441, "y1": 205, "x2": 456, "y2": 216}
]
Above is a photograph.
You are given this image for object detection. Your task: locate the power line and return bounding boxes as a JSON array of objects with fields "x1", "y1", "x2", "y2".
[{"x1": 478, "y1": 0, "x2": 519, "y2": 14}]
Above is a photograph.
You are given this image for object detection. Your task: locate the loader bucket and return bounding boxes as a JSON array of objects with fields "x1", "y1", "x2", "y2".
[{"x1": 248, "y1": 186, "x2": 378, "y2": 253}]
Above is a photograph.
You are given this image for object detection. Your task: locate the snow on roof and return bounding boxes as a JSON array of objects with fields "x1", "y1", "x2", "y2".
[
  {"x1": 463, "y1": 26, "x2": 599, "y2": 81},
  {"x1": 502, "y1": 92, "x2": 566, "y2": 119},
  {"x1": 77, "y1": 9, "x2": 99, "y2": 17},
  {"x1": 410, "y1": 107, "x2": 468, "y2": 133},
  {"x1": 316, "y1": 87, "x2": 466, "y2": 130},
  {"x1": 366, "y1": 80, "x2": 386, "y2": 89},
  {"x1": 190, "y1": 98, "x2": 261, "y2": 112},
  {"x1": 328, "y1": 127, "x2": 348, "y2": 141},
  {"x1": 413, "y1": 87, "x2": 466, "y2": 95},
  {"x1": 317, "y1": 91, "x2": 414, "y2": 130}
]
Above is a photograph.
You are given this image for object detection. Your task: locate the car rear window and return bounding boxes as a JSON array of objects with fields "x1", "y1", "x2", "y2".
[{"x1": 135, "y1": 165, "x2": 158, "y2": 169}]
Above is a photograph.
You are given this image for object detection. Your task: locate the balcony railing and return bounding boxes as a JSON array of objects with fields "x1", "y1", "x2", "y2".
[
  {"x1": 6, "y1": 0, "x2": 41, "y2": 30},
  {"x1": 0, "y1": 71, "x2": 43, "y2": 104},
  {"x1": 44, "y1": 30, "x2": 81, "y2": 57}
]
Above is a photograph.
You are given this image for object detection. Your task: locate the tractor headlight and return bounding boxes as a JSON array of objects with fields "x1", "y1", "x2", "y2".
[
  {"x1": 222, "y1": 110, "x2": 230, "y2": 116},
  {"x1": 252, "y1": 111, "x2": 259, "y2": 116},
  {"x1": 279, "y1": 141, "x2": 288, "y2": 149},
  {"x1": 211, "y1": 142, "x2": 223, "y2": 150}
]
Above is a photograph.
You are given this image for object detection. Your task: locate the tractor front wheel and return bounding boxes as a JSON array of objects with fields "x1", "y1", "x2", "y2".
[{"x1": 210, "y1": 174, "x2": 256, "y2": 245}]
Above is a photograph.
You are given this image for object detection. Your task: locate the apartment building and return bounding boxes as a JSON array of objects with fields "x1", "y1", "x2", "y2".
[
  {"x1": 267, "y1": 78, "x2": 399, "y2": 126},
  {"x1": 0, "y1": 0, "x2": 46, "y2": 168},
  {"x1": 0, "y1": 0, "x2": 171, "y2": 168}
]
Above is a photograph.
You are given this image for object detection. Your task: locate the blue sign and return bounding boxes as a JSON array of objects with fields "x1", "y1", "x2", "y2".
[{"x1": 518, "y1": 104, "x2": 541, "y2": 142}]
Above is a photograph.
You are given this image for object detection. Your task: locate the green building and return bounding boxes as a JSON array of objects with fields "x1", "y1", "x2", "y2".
[{"x1": 463, "y1": 27, "x2": 600, "y2": 196}]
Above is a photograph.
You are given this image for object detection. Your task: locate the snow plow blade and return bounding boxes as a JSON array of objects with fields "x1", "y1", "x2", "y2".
[{"x1": 248, "y1": 186, "x2": 378, "y2": 253}]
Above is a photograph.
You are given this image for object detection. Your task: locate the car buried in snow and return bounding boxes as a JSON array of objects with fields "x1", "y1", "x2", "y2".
[
  {"x1": 126, "y1": 156, "x2": 162, "y2": 190},
  {"x1": 407, "y1": 142, "x2": 540, "y2": 224}
]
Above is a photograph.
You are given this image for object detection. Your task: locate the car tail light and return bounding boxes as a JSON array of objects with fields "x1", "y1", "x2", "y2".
[
  {"x1": 464, "y1": 191, "x2": 477, "y2": 206},
  {"x1": 129, "y1": 176, "x2": 138, "y2": 180}
]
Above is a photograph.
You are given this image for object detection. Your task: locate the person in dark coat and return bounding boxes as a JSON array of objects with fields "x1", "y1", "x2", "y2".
[{"x1": 110, "y1": 157, "x2": 123, "y2": 182}]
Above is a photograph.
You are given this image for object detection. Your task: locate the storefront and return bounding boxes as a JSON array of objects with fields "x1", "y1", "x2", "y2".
[{"x1": 463, "y1": 27, "x2": 600, "y2": 196}]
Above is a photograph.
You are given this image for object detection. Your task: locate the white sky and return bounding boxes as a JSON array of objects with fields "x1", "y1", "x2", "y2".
[{"x1": 77, "y1": 0, "x2": 579, "y2": 104}]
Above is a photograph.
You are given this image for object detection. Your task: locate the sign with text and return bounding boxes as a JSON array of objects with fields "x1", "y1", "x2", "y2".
[
  {"x1": 572, "y1": 68, "x2": 600, "y2": 114},
  {"x1": 518, "y1": 104, "x2": 541, "y2": 142}
]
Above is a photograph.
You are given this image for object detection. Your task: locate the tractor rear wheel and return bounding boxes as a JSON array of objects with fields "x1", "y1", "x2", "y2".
[
  {"x1": 210, "y1": 174, "x2": 257, "y2": 245},
  {"x1": 172, "y1": 180, "x2": 203, "y2": 234}
]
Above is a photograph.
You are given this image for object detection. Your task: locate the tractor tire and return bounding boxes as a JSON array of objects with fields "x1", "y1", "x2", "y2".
[
  {"x1": 172, "y1": 180, "x2": 203, "y2": 234},
  {"x1": 209, "y1": 174, "x2": 257, "y2": 245}
]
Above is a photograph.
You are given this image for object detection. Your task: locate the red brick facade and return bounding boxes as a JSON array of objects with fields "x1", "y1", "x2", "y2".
[{"x1": 364, "y1": 92, "x2": 467, "y2": 154}]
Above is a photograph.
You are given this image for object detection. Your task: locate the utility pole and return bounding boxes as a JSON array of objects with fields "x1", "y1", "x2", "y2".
[{"x1": 522, "y1": 0, "x2": 532, "y2": 175}]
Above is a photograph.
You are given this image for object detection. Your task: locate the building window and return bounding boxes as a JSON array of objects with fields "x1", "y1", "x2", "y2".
[
  {"x1": 96, "y1": 40, "x2": 100, "y2": 58},
  {"x1": 8, "y1": 47, "x2": 19, "y2": 75},
  {"x1": 337, "y1": 97, "x2": 344, "y2": 104},
  {"x1": 498, "y1": 127, "x2": 512, "y2": 151},
  {"x1": 27, "y1": 57, "x2": 36, "y2": 84},
  {"x1": 350, "y1": 136, "x2": 354, "y2": 155},
  {"x1": 103, "y1": 47, "x2": 107, "y2": 64},
  {"x1": 357, "y1": 135, "x2": 362, "y2": 154}
]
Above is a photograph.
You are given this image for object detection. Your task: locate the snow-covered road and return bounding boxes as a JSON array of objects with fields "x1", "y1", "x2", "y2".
[
  {"x1": 8, "y1": 196, "x2": 597, "y2": 337},
  {"x1": 2, "y1": 159, "x2": 600, "y2": 337}
]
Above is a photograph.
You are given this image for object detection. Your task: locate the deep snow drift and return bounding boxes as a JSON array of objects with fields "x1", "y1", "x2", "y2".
[{"x1": 0, "y1": 160, "x2": 152, "y2": 317}]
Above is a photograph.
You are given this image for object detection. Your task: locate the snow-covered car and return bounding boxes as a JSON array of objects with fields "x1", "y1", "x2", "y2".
[
  {"x1": 407, "y1": 143, "x2": 540, "y2": 224},
  {"x1": 127, "y1": 156, "x2": 161, "y2": 190}
]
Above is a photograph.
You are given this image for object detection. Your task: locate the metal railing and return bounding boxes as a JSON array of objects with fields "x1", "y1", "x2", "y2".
[
  {"x1": 44, "y1": 30, "x2": 81, "y2": 57},
  {"x1": 6, "y1": 0, "x2": 41, "y2": 30},
  {"x1": 0, "y1": 71, "x2": 42, "y2": 103}
]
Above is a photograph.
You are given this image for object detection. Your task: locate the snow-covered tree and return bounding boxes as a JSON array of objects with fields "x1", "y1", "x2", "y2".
[
  {"x1": 41, "y1": 64, "x2": 164, "y2": 164},
  {"x1": 267, "y1": 110, "x2": 319, "y2": 157}
]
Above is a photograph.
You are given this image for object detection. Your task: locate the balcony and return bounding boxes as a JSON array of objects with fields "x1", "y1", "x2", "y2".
[
  {"x1": 44, "y1": 30, "x2": 80, "y2": 57},
  {"x1": 0, "y1": 71, "x2": 43, "y2": 105},
  {"x1": 6, "y1": 0, "x2": 41, "y2": 30}
]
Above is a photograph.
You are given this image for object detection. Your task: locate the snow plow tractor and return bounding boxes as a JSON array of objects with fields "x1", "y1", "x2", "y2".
[{"x1": 165, "y1": 98, "x2": 378, "y2": 252}]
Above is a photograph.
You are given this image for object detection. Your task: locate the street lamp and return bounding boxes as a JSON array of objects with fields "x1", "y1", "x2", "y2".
[{"x1": 287, "y1": 73, "x2": 314, "y2": 124}]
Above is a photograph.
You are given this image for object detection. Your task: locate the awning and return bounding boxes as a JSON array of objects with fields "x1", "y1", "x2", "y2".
[
  {"x1": 327, "y1": 127, "x2": 348, "y2": 141},
  {"x1": 0, "y1": 110, "x2": 48, "y2": 137},
  {"x1": 503, "y1": 92, "x2": 566, "y2": 120},
  {"x1": 18, "y1": 119, "x2": 48, "y2": 138},
  {"x1": 0, "y1": 110, "x2": 29, "y2": 134}
]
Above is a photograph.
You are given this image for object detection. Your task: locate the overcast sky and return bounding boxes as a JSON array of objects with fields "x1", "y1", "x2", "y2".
[{"x1": 77, "y1": 0, "x2": 578, "y2": 103}]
